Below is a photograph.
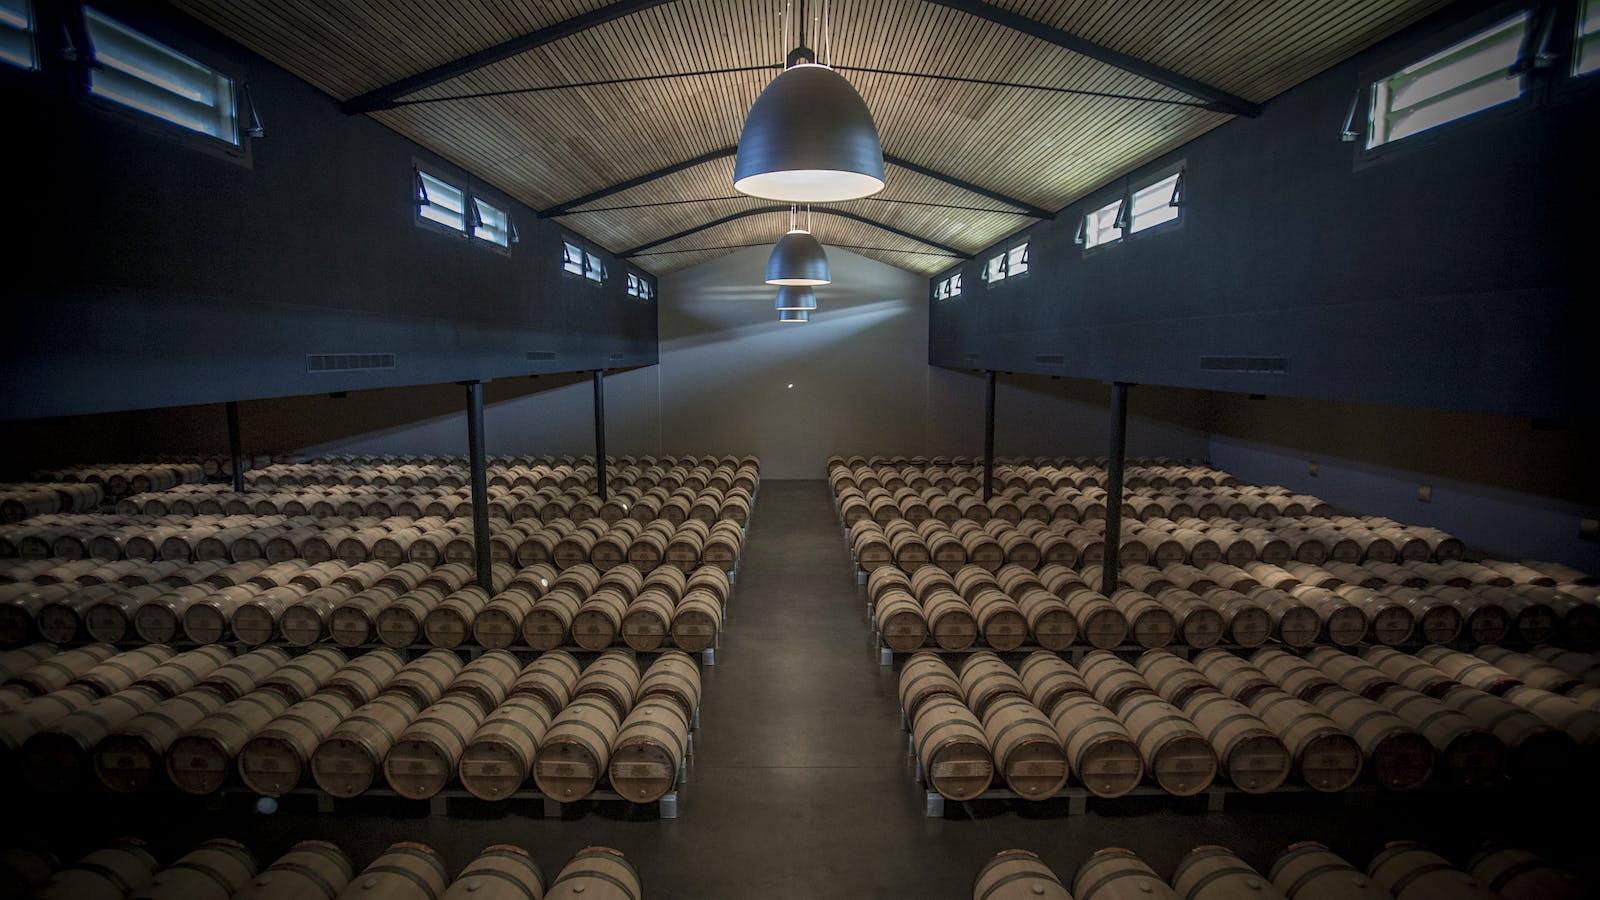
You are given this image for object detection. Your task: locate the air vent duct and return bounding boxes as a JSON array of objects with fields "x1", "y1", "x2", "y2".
[
  {"x1": 307, "y1": 353, "x2": 395, "y2": 373},
  {"x1": 527, "y1": 351, "x2": 557, "y2": 361},
  {"x1": 1200, "y1": 356, "x2": 1288, "y2": 374}
]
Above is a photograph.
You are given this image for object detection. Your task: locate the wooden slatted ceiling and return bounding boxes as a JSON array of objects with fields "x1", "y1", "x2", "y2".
[{"x1": 173, "y1": 0, "x2": 1453, "y2": 276}]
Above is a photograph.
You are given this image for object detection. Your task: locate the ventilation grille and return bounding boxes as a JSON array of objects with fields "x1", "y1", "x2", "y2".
[
  {"x1": 608, "y1": 354, "x2": 625, "y2": 364},
  {"x1": 307, "y1": 353, "x2": 395, "y2": 373},
  {"x1": 1033, "y1": 354, "x2": 1065, "y2": 365},
  {"x1": 527, "y1": 351, "x2": 557, "y2": 361},
  {"x1": 1200, "y1": 356, "x2": 1288, "y2": 374}
]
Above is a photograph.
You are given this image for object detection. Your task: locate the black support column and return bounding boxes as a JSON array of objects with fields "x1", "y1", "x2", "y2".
[
  {"x1": 225, "y1": 401, "x2": 245, "y2": 493},
  {"x1": 982, "y1": 370, "x2": 996, "y2": 501},
  {"x1": 464, "y1": 381, "x2": 493, "y2": 590},
  {"x1": 593, "y1": 370, "x2": 608, "y2": 503},
  {"x1": 1101, "y1": 381, "x2": 1130, "y2": 592}
]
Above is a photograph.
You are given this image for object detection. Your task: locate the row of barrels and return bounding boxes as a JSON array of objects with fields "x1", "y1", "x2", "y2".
[
  {"x1": 246, "y1": 455, "x2": 758, "y2": 491},
  {"x1": 8, "y1": 836, "x2": 638, "y2": 900},
  {"x1": 0, "y1": 484, "x2": 106, "y2": 525},
  {"x1": 0, "y1": 643, "x2": 701, "y2": 804},
  {"x1": 21, "y1": 463, "x2": 208, "y2": 499},
  {"x1": 903, "y1": 642, "x2": 1600, "y2": 802},
  {"x1": 870, "y1": 558, "x2": 1595, "y2": 653},
  {"x1": 0, "y1": 510, "x2": 749, "y2": 574},
  {"x1": 974, "y1": 840, "x2": 1579, "y2": 900},
  {"x1": 0, "y1": 558, "x2": 731, "y2": 654},
  {"x1": 826, "y1": 455, "x2": 1217, "y2": 489},
  {"x1": 115, "y1": 480, "x2": 754, "y2": 528},
  {"x1": 847, "y1": 503, "x2": 1469, "y2": 571}
]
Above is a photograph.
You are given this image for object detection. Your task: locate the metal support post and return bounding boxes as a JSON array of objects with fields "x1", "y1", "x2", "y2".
[
  {"x1": 593, "y1": 369, "x2": 608, "y2": 502},
  {"x1": 1101, "y1": 381, "x2": 1130, "y2": 592},
  {"x1": 225, "y1": 401, "x2": 245, "y2": 493},
  {"x1": 464, "y1": 381, "x2": 493, "y2": 590},
  {"x1": 983, "y1": 370, "x2": 996, "y2": 501}
]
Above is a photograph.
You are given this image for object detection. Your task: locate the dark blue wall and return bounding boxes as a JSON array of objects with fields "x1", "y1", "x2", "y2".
[
  {"x1": 929, "y1": 0, "x2": 1594, "y2": 422},
  {"x1": 1, "y1": 0, "x2": 656, "y2": 421}
]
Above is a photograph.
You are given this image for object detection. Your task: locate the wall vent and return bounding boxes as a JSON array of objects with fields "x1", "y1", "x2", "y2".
[
  {"x1": 1200, "y1": 356, "x2": 1288, "y2": 374},
  {"x1": 307, "y1": 353, "x2": 395, "y2": 373},
  {"x1": 527, "y1": 351, "x2": 557, "y2": 361},
  {"x1": 1033, "y1": 354, "x2": 1065, "y2": 365},
  {"x1": 608, "y1": 354, "x2": 625, "y2": 364}
]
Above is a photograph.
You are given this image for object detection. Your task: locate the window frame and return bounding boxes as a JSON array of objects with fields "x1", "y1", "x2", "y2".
[
  {"x1": 414, "y1": 167, "x2": 469, "y2": 236},
  {"x1": 76, "y1": 6, "x2": 249, "y2": 161},
  {"x1": 562, "y1": 241, "x2": 586, "y2": 276},
  {"x1": 470, "y1": 195, "x2": 512, "y2": 253},
  {"x1": 1354, "y1": 3, "x2": 1539, "y2": 165},
  {"x1": 1571, "y1": 0, "x2": 1600, "y2": 78},
  {"x1": 982, "y1": 252, "x2": 1007, "y2": 284},
  {"x1": 1080, "y1": 196, "x2": 1126, "y2": 251},
  {"x1": 0, "y1": 0, "x2": 38, "y2": 72},
  {"x1": 1127, "y1": 169, "x2": 1184, "y2": 236},
  {"x1": 583, "y1": 250, "x2": 605, "y2": 283},
  {"x1": 626, "y1": 271, "x2": 656, "y2": 300}
]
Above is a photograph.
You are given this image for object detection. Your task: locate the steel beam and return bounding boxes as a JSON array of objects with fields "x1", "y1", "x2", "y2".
[
  {"x1": 464, "y1": 381, "x2": 494, "y2": 591},
  {"x1": 923, "y1": 0, "x2": 1262, "y2": 117},
  {"x1": 225, "y1": 401, "x2": 244, "y2": 493},
  {"x1": 620, "y1": 205, "x2": 967, "y2": 258},
  {"x1": 1101, "y1": 382, "x2": 1130, "y2": 592},
  {"x1": 342, "y1": 1, "x2": 677, "y2": 114},
  {"x1": 593, "y1": 370, "x2": 608, "y2": 503},
  {"x1": 983, "y1": 371, "x2": 997, "y2": 502}
]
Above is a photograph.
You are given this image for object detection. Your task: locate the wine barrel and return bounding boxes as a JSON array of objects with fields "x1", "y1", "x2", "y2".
[
  {"x1": 423, "y1": 586, "x2": 490, "y2": 649},
  {"x1": 1361, "y1": 647, "x2": 1454, "y2": 699},
  {"x1": 1080, "y1": 651, "x2": 1154, "y2": 713},
  {"x1": 130, "y1": 838, "x2": 257, "y2": 900},
  {"x1": 958, "y1": 652, "x2": 1027, "y2": 719},
  {"x1": 1368, "y1": 842, "x2": 1496, "y2": 900},
  {"x1": 1193, "y1": 650, "x2": 1274, "y2": 706},
  {"x1": 1476, "y1": 646, "x2": 1583, "y2": 694},
  {"x1": 620, "y1": 588, "x2": 676, "y2": 652},
  {"x1": 1311, "y1": 688, "x2": 1435, "y2": 791},
  {"x1": 1252, "y1": 648, "x2": 1338, "y2": 703},
  {"x1": 1415, "y1": 646, "x2": 1520, "y2": 695},
  {"x1": 387, "y1": 649, "x2": 465, "y2": 711},
  {"x1": 980, "y1": 694, "x2": 1068, "y2": 799},
  {"x1": 129, "y1": 588, "x2": 211, "y2": 645},
  {"x1": 609, "y1": 696, "x2": 691, "y2": 802},
  {"x1": 1468, "y1": 847, "x2": 1582, "y2": 900},
  {"x1": 135, "y1": 645, "x2": 233, "y2": 698},
  {"x1": 1017, "y1": 651, "x2": 1088, "y2": 717},
  {"x1": 338, "y1": 843, "x2": 450, "y2": 900},
  {"x1": 385, "y1": 694, "x2": 487, "y2": 800},
  {"x1": 1442, "y1": 684, "x2": 1579, "y2": 783},
  {"x1": 900, "y1": 652, "x2": 963, "y2": 720},
  {"x1": 327, "y1": 587, "x2": 398, "y2": 648},
  {"x1": 1119, "y1": 693, "x2": 1216, "y2": 796},
  {"x1": 167, "y1": 689, "x2": 292, "y2": 795},
  {"x1": 323, "y1": 649, "x2": 406, "y2": 706},
  {"x1": 1306, "y1": 648, "x2": 1397, "y2": 701},
  {"x1": 511, "y1": 651, "x2": 582, "y2": 717},
  {"x1": 1181, "y1": 691, "x2": 1291, "y2": 794},
  {"x1": 545, "y1": 847, "x2": 639, "y2": 900},
  {"x1": 312, "y1": 693, "x2": 422, "y2": 798},
  {"x1": 93, "y1": 690, "x2": 228, "y2": 792},
  {"x1": 972, "y1": 850, "x2": 1071, "y2": 900},
  {"x1": 24, "y1": 686, "x2": 168, "y2": 790},
  {"x1": 261, "y1": 647, "x2": 347, "y2": 704},
  {"x1": 1249, "y1": 690, "x2": 1363, "y2": 792},
  {"x1": 33, "y1": 838, "x2": 160, "y2": 900},
  {"x1": 671, "y1": 589, "x2": 722, "y2": 653},
  {"x1": 1062, "y1": 589, "x2": 1128, "y2": 649},
  {"x1": 1172, "y1": 845, "x2": 1285, "y2": 900},
  {"x1": 459, "y1": 695, "x2": 552, "y2": 801},
  {"x1": 911, "y1": 694, "x2": 993, "y2": 802},
  {"x1": 1073, "y1": 848, "x2": 1178, "y2": 900},
  {"x1": 232, "y1": 841, "x2": 355, "y2": 900},
  {"x1": 1268, "y1": 842, "x2": 1377, "y2": 900},
  {"x1": 74, "y1": 645, "x2": 177, "y2": 697},
  {"x1": 533, "y1": 695, "x2": 623, "y2": 802},
  {"x1": 524, "y1": 585, "x2": 583, "y2": 651},
  {"x1": 238, "y1": 691, "x2": 359, "y2": 796},
  {"x1": 1137, "y1": 651, "x2": 1214, "y2": 709},
  {"x1": 571, "y1": 587, "x2": 630, "y2": 651},
  {"x1": 638, "y1": 650, "x2": 701, "y2": 719},
  {"x1": 442, "y1": 845, "x2": 546, "y2": 900},
  {"x1": 1378, "y1": 687, "x2": 1503, "y2": 790}
]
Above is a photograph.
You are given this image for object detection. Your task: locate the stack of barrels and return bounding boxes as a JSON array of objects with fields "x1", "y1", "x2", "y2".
[
  {"x1": 836, "y1": 457, "x2": 1596, "y2": 653},
  {"x1": 902, "y1": 643, "x2": 1600, "y2": 804},
  {"x1": 0, "y1": 483, "x2": 106, "y2": 524},
  {"x1": 7, "y1": 836, "x2": 640, "y2": 900},
  {"x1": 22, "y1": 462, "x2": 207, "y2": 502},
  {"x1": 0, "y1": 642, "x2": 701, "y2": 806},
  {"x1": 976, "y1": 840, "x2": 1581, "y2": 900}
]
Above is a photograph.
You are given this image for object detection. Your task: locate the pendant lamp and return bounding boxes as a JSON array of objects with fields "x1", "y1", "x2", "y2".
[
  {"x1": 734, "y1": 1, "x2": 884, "y2": 202},
  {"x1": 774, "y1": 286, "x2": 818, "y2": 311},
  {"x1": 779, "y1": 309, "x2": 811, "y2": 323},
  {"x1": 766, "y1": 205, "x2": 830, "y2": 285}
]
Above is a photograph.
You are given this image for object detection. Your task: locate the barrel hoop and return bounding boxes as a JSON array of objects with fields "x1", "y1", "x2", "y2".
[
  {"x1": 1387, "y1": 861, "x2": 1458, "y2": 897},
  {"x1": 618, "y1": 717, "x2": 687, "y2": 756},
  {"x1": 989, "y1": 712, "x2": 1053, "y2": 752},
  {"x1": 976, "y1": 869, "x2": 1059, "y2": 900},
  {"x1": 363, "y1": 864, "x2": 440, "y2": 900},
  {"x1": 263, "y1": 859, "x2": 342, "y2": 899},
  {"x1": 67, "y1": 860, "x2": 137, "y2": 894},
  {"x1": 170, "y1": 857, "x2": 247, "y2": 892},
  {"x1": 1180, "y1": 864, "x2": 1260, "y2": 900},
  {"x1": 550, "y1": 869, "x2": 638, "y2": 900},
  {"x1": 1199, "y1": 710, "x2": 1264, "y2": 744},
  {"x1": 1486, "y1": 857, "x2": 1553, "y2": 892},
  {"x1": 551, "y1": 717, "x2": 615, "y2": 752},
  {"x1": 1282, "y1": 861, "x2": 1358, "y2": 897}
]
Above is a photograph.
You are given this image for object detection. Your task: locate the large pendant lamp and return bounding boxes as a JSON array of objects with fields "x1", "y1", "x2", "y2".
[
  {"x1": 774, "y1": 286, "x2": 817, "y2": 311},
  {"x1": 778, "y1": 309, "x2": 811, "y2": 323},
  {"x1": 766, "y1": 206, "x2": 830, "y2": 286},
  {"x1": 734, "y1": 1, "x2": 884, "y2": 203}
]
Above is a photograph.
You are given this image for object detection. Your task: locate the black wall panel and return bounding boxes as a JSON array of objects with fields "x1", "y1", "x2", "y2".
[
  {"x1": 2, "y1": 0, "x2": 656, "y2": 421},
  {"x1": 930, "y1": 0, "x2": 1594, "y2": 422}
]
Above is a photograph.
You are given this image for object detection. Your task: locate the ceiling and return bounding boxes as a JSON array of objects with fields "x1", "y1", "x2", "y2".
[{"x1": 171, "y1": 0, "x2": 1456, "y2": 275}]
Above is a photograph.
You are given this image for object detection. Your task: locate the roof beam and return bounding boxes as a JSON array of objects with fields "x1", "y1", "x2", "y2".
[
  {"x1": 540, "y1": 147, "x2": 737, "y2": 217},
  {"x1": 921, "y1": 0, "x2": 1263, "y2": 118},
  {"x1": 544, "y1": 147, "x2": 1049, "y2": 219},
  {"x1": 342, "y1": 0, "x2": 677, "y2": 115},
  {"x1": 620, "y1": 205, "x2": 969, "y2": 259},
  {"x1": 883, "y1": 153, "x2": 1054, "y2": 219}
]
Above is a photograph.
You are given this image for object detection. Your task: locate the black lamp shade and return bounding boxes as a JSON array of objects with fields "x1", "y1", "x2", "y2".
[
  {"x1": 774, "y1": 287, "x2": 818, "y2": 311},
  {"x1": 735, "y1": 64, "x2": 886, "y2": 203},
  {"x1": 766, "y1": 231, "x2": 830, "y2": 285},
  {"x1": 778, "y1": 309, "x2": 811, "y2": 323}
]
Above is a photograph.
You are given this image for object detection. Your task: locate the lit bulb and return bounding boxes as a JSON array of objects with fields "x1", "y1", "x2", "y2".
[{"x1": 787, "y1": 383, "x2": 795, "y2": 389}]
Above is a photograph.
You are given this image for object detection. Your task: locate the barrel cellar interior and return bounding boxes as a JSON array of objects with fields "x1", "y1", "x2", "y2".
[{"x1": 1, "y1": 0, "x2": 1594, "y2": 897}]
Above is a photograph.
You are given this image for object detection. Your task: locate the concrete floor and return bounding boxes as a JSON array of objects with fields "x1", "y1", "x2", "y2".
[{"x1": 4, "y1": 481, "x2": 1591, "y2": 897}]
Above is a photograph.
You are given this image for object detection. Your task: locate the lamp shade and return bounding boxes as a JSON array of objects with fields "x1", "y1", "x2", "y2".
[
  {"x1": 765, "y1": 230, "x2": 830, "y2": 285},
  {"x1": 774, "y1": 287, "x2": 818, "y2": 311},
  {"x1": 778, "y1": 309, "x2": 811, "y2": 323},
  {"x1": 735, "y1": 63, "x2": 885, "y2": 203}
]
